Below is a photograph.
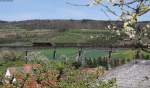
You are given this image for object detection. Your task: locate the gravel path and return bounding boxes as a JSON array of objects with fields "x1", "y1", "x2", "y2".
[{"x1": 98, "y1": 60, "x2": 150, "y2": 88}]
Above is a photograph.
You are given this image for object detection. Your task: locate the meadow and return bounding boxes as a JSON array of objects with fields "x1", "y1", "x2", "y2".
[{"x1": 0, "y1": 28, "x2": 129, "y2": 45}]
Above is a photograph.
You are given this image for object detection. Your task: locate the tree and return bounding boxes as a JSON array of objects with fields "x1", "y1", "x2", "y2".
[{"x1": 68, "y1": 0, "x2": 150, "y2": 54}]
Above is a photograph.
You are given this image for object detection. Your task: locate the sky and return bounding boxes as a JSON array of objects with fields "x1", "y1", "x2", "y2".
[{"x1": 0, "y1": 0, "x2": 150, "y2": 21}]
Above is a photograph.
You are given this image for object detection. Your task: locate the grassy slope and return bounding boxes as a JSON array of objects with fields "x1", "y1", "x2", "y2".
[{"x1": 0, "y1": 29, "x2": 123, "y2": 45}]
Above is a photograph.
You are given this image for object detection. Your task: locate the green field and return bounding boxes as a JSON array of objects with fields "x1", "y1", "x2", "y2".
[
  {"x1": 39, "y1": 48, "x2": 150, "y2": 60},
  {"x1": 40, "y1": 48, "x2": 109, "y2": 60}
]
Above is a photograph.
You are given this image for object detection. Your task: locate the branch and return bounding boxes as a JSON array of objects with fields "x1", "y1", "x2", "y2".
[
  {"x1": 125, "y1": 4, "x2": 137, "y2": 11},
  {"x1": 66, "y1": 1, "x2": 119, "y2": 17},
  {"x1": 100, "y1": 8, "x2": 111, "y2": 20},
  {"x1": 113, "y1": 0, "x2": 137, "y2": 6},
  {"x1": 101, "y1": 3, "x2": 119, "y2": 16},
  {"x1": 66, "y1": 2, "x2": 90, "y2": 7},
  {"x1": 139, "y1": 8, "x2": 150, "y2": 16},
  {"x1": 142, "y1": 48, "x2": 150, "y2": 53}
]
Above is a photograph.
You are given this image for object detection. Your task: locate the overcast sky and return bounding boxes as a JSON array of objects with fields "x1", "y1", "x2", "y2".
[{"x1": 0, "y1": 0, "x2": 150, "y2": 21}]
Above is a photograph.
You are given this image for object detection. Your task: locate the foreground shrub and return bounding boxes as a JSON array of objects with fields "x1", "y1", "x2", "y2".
[{"x1": 58, "y1": 67, "x2": 116, "y2": 88}]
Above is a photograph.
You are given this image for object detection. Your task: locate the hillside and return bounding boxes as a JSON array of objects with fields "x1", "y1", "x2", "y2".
[
  {"x1": 0, "y1": 20, "x2": 149, "y2": 45},
  {"x1": 0, "y1": 20, "x2": 123, "y2": 30},
  {"x1": 0, "y1": 20, "x2": 150, "y2": 30}
]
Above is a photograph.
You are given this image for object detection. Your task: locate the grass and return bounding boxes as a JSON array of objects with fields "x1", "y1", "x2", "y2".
[
  {"x1": 112, "y1": 49, "x2": 150, "y2": 59},
  {"x1": 0, "y1": 28, "x2": 124, "y2": 45},
  {"x1": 40, "y1": 48, "x2": 150, "y2": 60},
  {"x1": 68, "y1": 29, "x2": 109, "y2": 33},
  {"x1": 51, "y1": 33, "x2": 87, "y2": 43},
  {"x1": 0, "y1": 50, "x2": 26, "y2": 75},
  {"x1": 40, "y1": 48, "x2": 78, "y2": 59},
  {"x1": 40, "y1": 48, "x2": 109, "y2": 60},
  {"x1": 112, "y1": 49, "x2": 135, "y2": 59},
  {"x1": 0, "y1": 60, "x2": 26, "y2": 76},
  {"x1": 50, "y1": 29, "x2": 122, "y2": 44},
  {"x1": 83, "y1": 49, "x2": 109, "y2": 58}
]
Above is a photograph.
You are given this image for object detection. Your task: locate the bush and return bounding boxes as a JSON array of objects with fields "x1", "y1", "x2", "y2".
[
  {"x1": 58, "y1": 67, "x2": 116, "y2": 88},
  {"x1": 0, "y1": 50, "x2": 18, "y2": 61},
  {"x1": 72, "y1": 61, "x2": 82, "y2": 69}
]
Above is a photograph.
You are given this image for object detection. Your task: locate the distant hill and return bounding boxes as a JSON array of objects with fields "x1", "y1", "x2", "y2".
[
  {"x1": 0, "y1": 19, "x2": 149, "y2": 30},
  {"x1": 0, "y1": 21, "x2": 7, "y2": 23}
]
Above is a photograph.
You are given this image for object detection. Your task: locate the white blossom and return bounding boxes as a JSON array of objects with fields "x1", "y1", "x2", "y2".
[
  {"x1": 144, "y1": 33, "x2": 148, "y2": 36},
  {"x1": 116, "y1": 30, "x2": 120, "y2": 35},
  {"x1": 146, "y1": 24, "x2": 150, "y2": 28},
  {"x1": 90, "y1": 35, "x2": 94, "y2": 39},
  {"x1": 107, "y1": 25, "x2": 111, "y2": 29},
  {"x1": 124, "y1": 27, "x2": 136, "y2": 38}
]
